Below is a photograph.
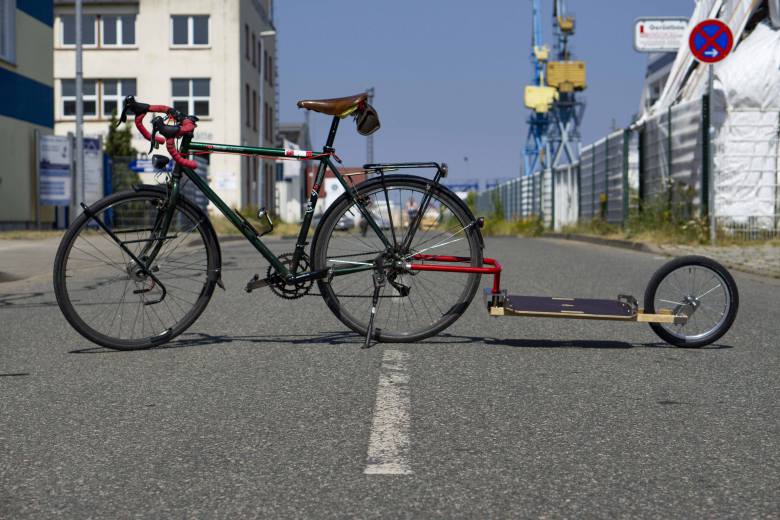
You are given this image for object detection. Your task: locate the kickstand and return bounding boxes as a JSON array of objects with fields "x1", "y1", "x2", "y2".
[{"x1": 363, "y1": 258, "x2": 386, "y2": 349}]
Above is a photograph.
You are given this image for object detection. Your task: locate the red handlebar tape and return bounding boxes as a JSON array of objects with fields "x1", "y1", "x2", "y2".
[
  {"x1": 166, "y1": 139, "x2": 198, "y2": 169},
  {"x1": 134, "y1": 106, "x2": 198, "y2": 169}
]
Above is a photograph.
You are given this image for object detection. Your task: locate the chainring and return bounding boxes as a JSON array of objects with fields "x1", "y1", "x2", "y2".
[{"x1": 266, "y1": 252, "x2": 313, "y2": 300}]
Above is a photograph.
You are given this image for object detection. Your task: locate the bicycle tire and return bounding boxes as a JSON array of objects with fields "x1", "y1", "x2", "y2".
[
  {"x1": 311, "y1": 175, "x2": 483, "y2": 342},
  {"x1": 644, "y1": 255, "x2": 739, "y2": 348},
  {"x1": 53, "y1": 189, "x2": 220, "y2": 350}
]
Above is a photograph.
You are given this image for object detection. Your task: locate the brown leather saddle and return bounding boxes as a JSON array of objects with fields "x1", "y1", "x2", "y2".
[{"x1": 297, "y1": 93, "x2": 367, "y2": 117}]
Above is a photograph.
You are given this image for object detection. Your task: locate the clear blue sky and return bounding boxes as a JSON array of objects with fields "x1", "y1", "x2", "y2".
[{"x1": 276, "y1": 0, "x2": 692, "y2": 184}]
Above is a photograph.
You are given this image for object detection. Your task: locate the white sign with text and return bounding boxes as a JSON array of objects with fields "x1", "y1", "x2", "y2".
[{"x1": 634, "y1": 18, "x2": 689, "y2": 53}]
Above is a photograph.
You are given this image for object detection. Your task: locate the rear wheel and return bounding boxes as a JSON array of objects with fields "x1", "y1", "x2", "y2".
[
  {"x1": 53, "y1": 189, "x2": 219, "y2": 350},
  {"x1": 644, "y1": 256, "x2": 738, "y2": 348},
  {"x1": 312, "y1": 176, "x2": 483, "y2": 342}
]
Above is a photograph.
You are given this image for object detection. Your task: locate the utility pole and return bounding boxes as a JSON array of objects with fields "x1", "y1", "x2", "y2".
[
  {"x1": 366, "y1": 87, "x2": 375, "y2": 164},
  {"x1": 258, "y1": 29, "x2": 276, "y2": 209},
  {"x1": 74, "y1": 0, "x2": 84, "y2": 216}
]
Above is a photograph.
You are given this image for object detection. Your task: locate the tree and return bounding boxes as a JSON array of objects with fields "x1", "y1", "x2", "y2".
[
  {"x1": 104, "y1": 112, "x2": 139, "y2": 191},
  {"x1": 104, "y1": 112, "x2": 135, "y2": 157}
]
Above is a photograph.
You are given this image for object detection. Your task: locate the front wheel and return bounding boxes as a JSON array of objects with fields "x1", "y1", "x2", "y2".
[
  {"x1": 644, "y1": 256, "x2": 739, "y2": 348},
  {"x1": 53, "y1": 189, "x2": 220, "y2": 350},
  {"x1": 311, "y1": 175, "x2": 483, "y2": 342}
]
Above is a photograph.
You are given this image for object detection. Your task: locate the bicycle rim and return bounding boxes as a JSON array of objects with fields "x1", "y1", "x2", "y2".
[
  {"x1": 314, "y1": 179, "x2": 481, "y2": 341},
  {"x1": 54, "y1": 192, "x2": 216, "y2": 349}
]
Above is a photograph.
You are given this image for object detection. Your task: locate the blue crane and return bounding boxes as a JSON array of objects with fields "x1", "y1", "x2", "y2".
[
  {"x1": 522, "y1": 0, "x2": 586, "y2": 176},
  {"x1": 522, "y1": 0, "x2": 552, "y2": 177}
]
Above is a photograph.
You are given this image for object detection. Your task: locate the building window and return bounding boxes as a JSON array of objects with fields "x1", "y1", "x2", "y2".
[
  {"x1": 171, "y1": 15, "x2": 209, "y2": 46},
  {"x1": 60, "y1": 14, "x2": 97, "y2": 46},
  {"x1": 101, "y1": 15, "x2": 136, "y2": 46},
  {"x1": 257, "y1": 41, "x2": 262, "y2": 72},
  {"x1": 61, "y1": 79, "x2": 97, "y2": 118},
  {"x1": 268, "y1": 55, "x2": 273, "y2": 84},
  {"x1": 263, "y1": 103, "x2": 273, "y2": 142},
  {"x1": 245, "y1": 84, "x2": 251, "y2": 127},
  {"x1": 245, "y1": 24, "x2": 250, "y2": 59},
  {"x1": 172, "y1": 78, "x2": 210, "y2": 117},
  {"x1": 263, "y1": 50, "x2": 268, "y2": 82},
  {"x1": 252, "y1": 32, "x2": 256, "y2": 67},
  {"x1": 252, "y1": 90, "x2": 257, "y2": 131},
  {"x1": 102, "y1": 79, "x2": 136, "y2": 117},
  {"x1": 0, "y1": 0, "x2": 16, "y2": 63}
]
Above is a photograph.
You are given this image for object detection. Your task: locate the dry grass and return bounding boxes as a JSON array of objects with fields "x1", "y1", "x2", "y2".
[
  {"x1": 559, "y1": 220, "x2": 780, "y2": 247},
  {"x1": 0, "y1": 230, "x2": 64, "y2": 240},
  {"x1": 481, "y1": 217, "x2": 544, "y2": 237},
  {"x1": 210, "y1": 216, "x2": 309, "y2": 238}
]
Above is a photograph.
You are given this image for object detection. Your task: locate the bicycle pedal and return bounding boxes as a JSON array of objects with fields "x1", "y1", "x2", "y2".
[{"x1": 245, "y1": 274, "x2": 270, "y2": 293}]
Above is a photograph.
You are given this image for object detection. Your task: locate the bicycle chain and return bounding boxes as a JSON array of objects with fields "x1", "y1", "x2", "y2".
[{"x1": 266, "y1": 252, "x2": 314, "y2": 300}]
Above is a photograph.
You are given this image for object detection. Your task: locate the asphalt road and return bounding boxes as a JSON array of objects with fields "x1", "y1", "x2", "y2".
[{"x1": 1, "y1": 237, "x2": 778, "y2": 518}]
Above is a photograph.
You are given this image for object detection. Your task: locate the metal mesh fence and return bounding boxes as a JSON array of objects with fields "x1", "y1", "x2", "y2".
[
  {"x1": 473, "y1": 96, "x2": 778, "y2": 240},
  {"x1": 641, "y1": 98, "x2": 703, "y2": 217},
  {"x1": 578, "y1": 144, "x2": 596, "y2": 219},
  {"x1": 475, "y1": 171, "x2": 551, "y2": 225}
]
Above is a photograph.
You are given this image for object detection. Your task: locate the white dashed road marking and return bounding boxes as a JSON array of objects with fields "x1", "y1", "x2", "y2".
[{"x1": 364, "y1": 349, "x2": 412, "y2": 475}]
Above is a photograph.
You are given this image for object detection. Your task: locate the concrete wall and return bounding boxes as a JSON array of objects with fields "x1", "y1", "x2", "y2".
[{"x1": 0, "y1": 3, "x2": 54, "y2": 229}]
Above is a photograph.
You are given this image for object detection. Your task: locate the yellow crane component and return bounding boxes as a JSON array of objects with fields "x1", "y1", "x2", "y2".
[
  {"x1": 524, "y1": 85, "x2": 558, "y2": 113},
  {"x1": 557, "y1": 15, "x2": 575, "y2": 34},
  {"x1": 546, "y1": 61, "x2": 586, "y2": 93},
  {"x1": 533, "y1": 45, "x2": 549, "y2": 62}
]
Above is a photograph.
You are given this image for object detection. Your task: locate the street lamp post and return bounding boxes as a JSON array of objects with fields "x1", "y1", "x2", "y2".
[
  {"x1": 74, "y1": 0, "x2": 84, "y2": 221},
  {"x1": 258, "y1": 29, "x2": 276, "y2": 210}
]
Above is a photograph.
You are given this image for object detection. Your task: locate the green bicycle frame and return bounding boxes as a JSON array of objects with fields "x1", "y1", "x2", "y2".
[{"x1": 163, "y1": 116, "x2": 392, "y2": 283}]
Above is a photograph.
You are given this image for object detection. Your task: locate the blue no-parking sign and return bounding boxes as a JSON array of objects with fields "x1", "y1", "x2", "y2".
[{"x1": 689, "y1": 19, "x2": 733, "y2": 63}]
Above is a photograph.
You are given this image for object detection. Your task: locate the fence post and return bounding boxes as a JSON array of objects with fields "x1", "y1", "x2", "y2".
[
  {"x1": 550, "y1": 168, "x2": 555, "y2": 230},
  {"x1": 603, "y1": 137, "x2": 610, "y2": 220},
  {"x1": 576, "y1": 161, "x2": 581, "y2": 222},
  {"x1": 667, "y1": 105, "x2": 674, "y2": 218},
  {"x1": 539, "y1": 170, "x2": 545, "y2": 226},
  {"x1": 667, "y1": 105, "x2": 673, "y2": 180},
  {"x1": 622, "y1": 129, "x2": 630, "y2": 227},
  {"x1": 701, "y1": 93, "x2": 710, "y2": 220},
  {"x1": 638, "y1": 126, "x2": 645, "y2": 212},
  {"x1": 591, "y1": 144, "x2": 596, "y2": 220}
]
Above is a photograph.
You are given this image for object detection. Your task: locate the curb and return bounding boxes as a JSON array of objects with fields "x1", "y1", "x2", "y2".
[
  {"x1": 543, "y1": 232, "x2": 660, "y2": 254},
  {"x1": 541, "y1": 232, "x2": 780, "y2": 280},
  {"x1": 0, "y1": 271, "x2": 23, "y2": 284}
]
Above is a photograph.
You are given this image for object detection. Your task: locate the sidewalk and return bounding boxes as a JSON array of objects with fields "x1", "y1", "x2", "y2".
[
  {"x1": 545, "y1": 232, "x2": 780, "y2": 279},
  {"x1": 0, "y1": 238, "x2": 61, "y2": 285},
  {"x1": 654, "y1": 243, "x2": 780, "y2": 279}
]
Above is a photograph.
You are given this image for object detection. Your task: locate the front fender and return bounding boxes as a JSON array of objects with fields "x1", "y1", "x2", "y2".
[{"x1": 132, "y1": 184, "x2": 224, "y2": 287}]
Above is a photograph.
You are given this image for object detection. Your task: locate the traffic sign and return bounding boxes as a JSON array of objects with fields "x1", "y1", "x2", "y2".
[{"x1": 689, "y1": 19, "x2": 733, "y2": 63}]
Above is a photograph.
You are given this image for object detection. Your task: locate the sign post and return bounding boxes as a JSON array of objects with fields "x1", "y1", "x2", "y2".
[
  {"x1": 689, "y1": 19, "x2": 733, "y2": 244},
  {"x1": 38, "y1": 134, "x2": 73, "y2": 207}
]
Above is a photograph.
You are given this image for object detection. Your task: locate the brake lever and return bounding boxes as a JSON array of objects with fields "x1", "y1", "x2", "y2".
[
  {"x1": 149, "y1": 116, "x2": 164, "y2": 154},
  {"x1": 116, "y1": 96, "x2": 133, "y2": 127},
  {"x1": 117, "y1": 104, "x2": 128, "y2": 127}
]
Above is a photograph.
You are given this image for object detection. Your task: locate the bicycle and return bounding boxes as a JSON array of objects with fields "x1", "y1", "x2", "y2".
[
  {"x1": 54, "y1": 94, "x2": 738, "y2": 351},
  {"x1": 54, "y1": 93, "x2": 493, "y2": 350}
]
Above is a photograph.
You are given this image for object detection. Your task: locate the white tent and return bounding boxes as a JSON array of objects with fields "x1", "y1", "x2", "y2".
[{"x1": 641, "y1": 0, "x2": 780, "y2": 225}]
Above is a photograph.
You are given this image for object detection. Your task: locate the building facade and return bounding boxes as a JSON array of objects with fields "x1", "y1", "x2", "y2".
[
  {"x1": 53, "y1": 0, "x2": 277, "y2": 212},
  {"x1": 0, "y1": 1, "x2": 54, "y2": 229},
  {"x1": 639, "y1": 52, "x2": 676, "y2": 113},
  {"x1": 276, "y1": 122, "x2": 311, "y2": 223}
]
